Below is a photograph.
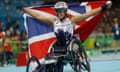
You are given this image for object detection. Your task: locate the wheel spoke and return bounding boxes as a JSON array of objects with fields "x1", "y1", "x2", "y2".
[{"x1": 70, "y1": 39, "x2": 90, "y2": 72}]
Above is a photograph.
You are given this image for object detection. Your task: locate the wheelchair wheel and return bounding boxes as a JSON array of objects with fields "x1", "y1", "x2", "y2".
[
  {"x1": 70, "y1": 39, "x2": 90, "y2": 72},
  {"x1": 26, "y1": 56, "x2": 42, "y2": 72}
]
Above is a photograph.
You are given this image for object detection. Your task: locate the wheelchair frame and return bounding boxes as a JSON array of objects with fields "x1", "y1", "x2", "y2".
[{"x1": 26, "y1": 38, "x2": 90, "y2": 72}]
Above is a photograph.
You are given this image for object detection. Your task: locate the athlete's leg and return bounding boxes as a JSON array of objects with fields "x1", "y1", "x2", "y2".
[{"x1": 55, "y1": 57, "x2": 64, "y2": 72}]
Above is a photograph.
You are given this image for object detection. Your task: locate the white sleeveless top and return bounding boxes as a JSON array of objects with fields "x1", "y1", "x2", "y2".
[{"x1": 54, "y1": 17, "x2": 74, "y2": 35}]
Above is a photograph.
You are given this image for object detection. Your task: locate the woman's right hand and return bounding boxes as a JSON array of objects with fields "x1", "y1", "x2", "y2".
[{"x1": 106, "y1": 1, "x2": 112, "y2": 9}]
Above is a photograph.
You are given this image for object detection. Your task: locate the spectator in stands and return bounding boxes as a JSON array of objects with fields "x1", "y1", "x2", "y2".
[
  {"x1": 5, "y1": 14, "x2": 14, "y2": 37},
  {"x1": 0, "y1": 21, "x2": 7, "y2": 67},
  {"x1": 20, "y1": 31, "x2": 28, "y2": 52},
  {"x1": 4, "y1": 42, "x2": 13, "y2": 64},
  {"x1": 13, "y1": 18, "x2": 20, "y2": 33},
  {"x1": 112, "y1": 17, "x2": 120, "y2": 53},
  {"x1": 10, "y1": 29, "x2": 20, "y2": 55}
]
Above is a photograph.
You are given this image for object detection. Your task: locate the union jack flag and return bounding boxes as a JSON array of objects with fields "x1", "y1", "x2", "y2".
[{"x1": 24, "y1": 1, "x2": 108, "y2": 59}]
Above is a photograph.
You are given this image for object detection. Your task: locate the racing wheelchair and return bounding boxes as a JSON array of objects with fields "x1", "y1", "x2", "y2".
[{"x1": 26, "y1": 36, "x2": 90, "y2": 72}]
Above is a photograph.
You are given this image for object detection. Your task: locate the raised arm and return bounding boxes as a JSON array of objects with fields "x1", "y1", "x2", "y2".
[
  {"x1": 71, "y1": 1, "x2": 112, "y2": 24},
  {"x1": 23, "y1": 8, "x2": 55, "y2": 24}
]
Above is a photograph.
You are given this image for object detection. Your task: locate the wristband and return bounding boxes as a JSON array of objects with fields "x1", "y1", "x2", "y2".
[{"x1": 101, "y1": 4, "x2": 108, "y2": 11}]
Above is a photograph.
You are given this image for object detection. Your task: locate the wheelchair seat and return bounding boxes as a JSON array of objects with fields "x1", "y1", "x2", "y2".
[
  {"x1": 52, "y1": 40, "x2": 69, "y2": 54},
  {"x1": 54, "y1": 46, "x2": 67, "y2": 53}
]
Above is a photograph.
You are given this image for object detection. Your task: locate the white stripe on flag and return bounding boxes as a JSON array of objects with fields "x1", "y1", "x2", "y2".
[
  {"x1": 67, "y1": 9, "x2": 81, "y2": 16},
  {"x1": 29, "y1": 32, "x2": 55, "y2": 44},
  {"x1": 23, "y1": 14, "x2": 28, "y2": 34},
  {"x1": 85, "y1": 5, "x2": 94, "y2": 21},
  {"x1": 67, "y1": 4, "x2": 95, "y2": 21},
  {"x1": 84, "y1": 5, "x2": 98, "y2": 21},
  {"x1": 80, "y1": 2, "x2": 88, "y2": 6},
  {"x1": 30, "y1": 9, "x2": 56, "y2": 18}
]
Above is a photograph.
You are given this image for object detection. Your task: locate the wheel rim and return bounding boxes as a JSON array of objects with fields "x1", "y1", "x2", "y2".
[
  {"x1": 26, "y1": 56, "x2": 42, "y2": 72},
  {"x1": 80, "y1": 52, "x2": 90, "y2": 72},
  {"x1": 70, "y1": 40, "x2": 90, "y2": 72},
  {"x1": 71, "y1": 42, "x2": 81, "y2": 72}
]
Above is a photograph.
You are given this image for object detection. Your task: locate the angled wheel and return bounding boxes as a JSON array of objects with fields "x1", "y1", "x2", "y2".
[
  {"x1": 69, "y1": 39, "x2": 90, "y2": 72},
  {"x1": 26, "y1": 56, "x2": 42, "y2": 72}
]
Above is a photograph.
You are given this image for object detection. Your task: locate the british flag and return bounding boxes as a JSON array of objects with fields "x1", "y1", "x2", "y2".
[{"x1": 24, "y1": 1, "x2": 108, "y2": 59}]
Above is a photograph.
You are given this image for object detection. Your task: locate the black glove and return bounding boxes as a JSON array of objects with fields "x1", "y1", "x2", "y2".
[
  {"x1": 101, "y1": 4, "x2": 108, "y2": 11},
  {"x1": 101, "y1": 1, "x2": 112, "y2": 11}
]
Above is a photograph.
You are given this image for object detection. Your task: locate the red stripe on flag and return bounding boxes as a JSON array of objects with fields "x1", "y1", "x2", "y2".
[
  {"x1": 87, "y1": 1, "x2": 106, "y2": 9},
  {"x1": 29, "y1": 37, "x2": 56, "y2": 59},
  {"x1": 32, "y1": 7, "x2": 56, "y2": 16},
  {"x1": 74, "y1": 11, "x2": 105, "y2": 42},
  {"x1": 32, "y1": 7, "x2": 73, "y2": 18}
]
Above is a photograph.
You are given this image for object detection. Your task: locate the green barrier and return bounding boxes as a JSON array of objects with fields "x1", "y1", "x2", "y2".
[
  {"x1": 10, "y1": 41, "x2": 20, "y2": 54},
  {"x1": 8, "y1": 58, "x2": 17, "y2": 64},
  {"x1": 96, "y1": 36, "x2": 105, "y2": 46},
  {"x1": 82, "y1": 37, "x2": 95, "y2": 48},
  {"x1": 13, "y1": 41, "x2": 19, "y2": 54},
  {"x1": 96, "y1": 35, "x2": 114, "y2": 47},
  {"x1": 87, "y1": 49, "x2": 102, "y2": 56},
  {"x1": 82, "y1": 35, "x2": 114, "y2": 48}
]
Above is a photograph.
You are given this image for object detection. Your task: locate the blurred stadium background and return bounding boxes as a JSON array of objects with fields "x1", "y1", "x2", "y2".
[{"x1": 0, "y1": 0, "x2": 120, "y2": 72}]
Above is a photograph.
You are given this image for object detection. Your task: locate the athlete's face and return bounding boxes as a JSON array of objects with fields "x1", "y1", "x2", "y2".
[
  {"x1": 55, "y1": 8, "x2": 66, "y2": 19},
  {"x1": 57, "y1": 12, "x2": 66, "y2": 19}
]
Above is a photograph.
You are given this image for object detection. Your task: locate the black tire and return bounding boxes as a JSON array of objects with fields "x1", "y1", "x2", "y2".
[
  {"x1": 46, "y1": 63, "x2": 55, "y2": 72},
  {"x1": 80, "y1": 45, "x2": 90, "y2": 72},
  {"x1": 70, "y1": 39, "x2": 90, "y2": 72},
  {"x1": 26, "y1": 56, "x2": 42, "y2": 72}
]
